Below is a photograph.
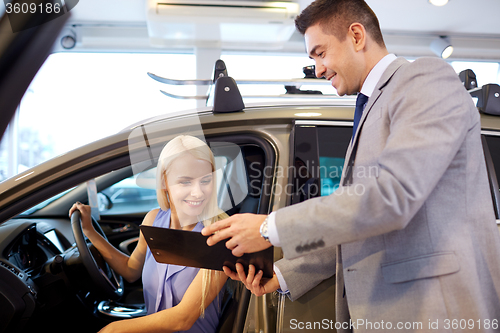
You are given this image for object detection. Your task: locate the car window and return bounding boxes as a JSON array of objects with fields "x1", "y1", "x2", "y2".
[
  {"x1": 14, "y1": 137, "x2": 262, "y2": 219},
  {"x1": 98, "y1": 156, "x2": 228, "y2": 216},
  {"x1": 99, "y1": 171, "x2": 159, "y2": 215},
  {"x1": 484, "y1": 135, "x2": 500, "y2": 189},
  {"x1": 483, "y1": 134, "x2": 500, "y2": 219},
  {"x1": 292, "y1": 123, "x2": 352, "y2": 204},
  {"x1": 19, "y1": 188, "x2": 75, "y2": 216},
  {"x1": 317, "y1": 126, "x2": 351, "y2": 196}
]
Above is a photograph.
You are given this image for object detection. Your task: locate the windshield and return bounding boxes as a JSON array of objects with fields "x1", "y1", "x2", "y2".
[{"x1": 20, "y1": 187, "x2": 75, "y2": 215}]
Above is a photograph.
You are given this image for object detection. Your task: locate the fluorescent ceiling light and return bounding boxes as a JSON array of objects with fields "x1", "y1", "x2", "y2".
[{"x1": 429, "y1": 0, "x2": 449, "y2": 6}]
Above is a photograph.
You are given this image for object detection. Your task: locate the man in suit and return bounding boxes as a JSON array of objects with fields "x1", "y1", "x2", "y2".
[{"x1": 202, "y1": 0, "x2": 500, "y2": 331}]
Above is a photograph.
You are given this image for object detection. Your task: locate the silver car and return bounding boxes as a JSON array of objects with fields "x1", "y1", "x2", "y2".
[{"x1": 1, "y1": 8, "x2": 500, "y2": 333}]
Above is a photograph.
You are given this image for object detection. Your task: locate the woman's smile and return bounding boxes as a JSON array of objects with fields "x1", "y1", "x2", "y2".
[{"x1": 184, "y1": 199, "x2": 204, "y2": 207}]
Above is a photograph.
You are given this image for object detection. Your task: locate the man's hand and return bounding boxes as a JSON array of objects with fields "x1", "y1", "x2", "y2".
[
  {"x1": 223, "y1": 264, "x2": 280, "y2": 297},
  {"x1": 201, "y1": 213, "x2": 271, "y2": 257}
]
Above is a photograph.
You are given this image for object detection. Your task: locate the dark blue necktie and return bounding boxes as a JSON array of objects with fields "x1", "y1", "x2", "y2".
[{"x1": 352, "y1": 93, "x2": 369, "y2": 139}]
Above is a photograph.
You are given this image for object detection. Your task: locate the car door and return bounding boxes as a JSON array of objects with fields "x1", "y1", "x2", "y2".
[
  {"x1": 92, "y1": 133, "x2": 277, "y2": 321},
  {"x1": 274, "y1": 122, "x2": 500, "y2": 333},
  {"x1": 480, "y1": 131, "x2": 500, "y2": 232},
  {"x1": 1, "y1": 116, "x2": 277, "y2": 333},
  {"x1": 276, "y1": 121, "x2": 353, "y2": 333}
]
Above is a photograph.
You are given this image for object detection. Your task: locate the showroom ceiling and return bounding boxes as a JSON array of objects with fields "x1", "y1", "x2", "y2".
[{"x1": 53, "y1": 0, "x2": 500, "y2": 60}]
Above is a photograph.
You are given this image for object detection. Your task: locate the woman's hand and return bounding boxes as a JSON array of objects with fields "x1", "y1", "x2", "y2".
[
  {"x1": 223, "y1": 263, "x2": 280, "y2": 297},
  {"x1": 68, "y1": 202, "x2": 95, "y2": 236}
]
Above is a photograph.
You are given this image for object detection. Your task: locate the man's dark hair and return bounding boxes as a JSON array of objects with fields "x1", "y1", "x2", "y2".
[{"x1": 295, "y1": 0, "x2": 385, "y2": 47}]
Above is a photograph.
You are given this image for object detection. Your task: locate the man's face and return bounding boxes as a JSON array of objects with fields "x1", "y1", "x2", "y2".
[{"x1": 305, "y1": 23, "x2": 363, "y2": 96}]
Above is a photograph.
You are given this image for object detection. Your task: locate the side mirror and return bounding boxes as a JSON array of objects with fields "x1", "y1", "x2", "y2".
[{"x1": 97, "y1": 192, "x2": 113, "y2": 212}]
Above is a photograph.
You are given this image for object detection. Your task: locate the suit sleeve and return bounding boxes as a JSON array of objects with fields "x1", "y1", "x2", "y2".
[
  {"x1": 275, "y1": 58, "x2": 476, "y2": 260},
  {"x1": 274, "y1": 246, "x2": 336, "y2": 301}
]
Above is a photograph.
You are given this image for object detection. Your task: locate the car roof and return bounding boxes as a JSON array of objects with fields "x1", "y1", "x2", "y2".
[
  {"x1": 1, "y1": 96, "x2": 500, "y2": 221},
  {"x1": 479, "y1": 113, "x2": 500, "y2": 132},
  {"x1": 3, "y1": 100, "x2": 500, "y2": 192},
  {"x1": 121, "y1": 99, "x2": 357, "y2": 132}
]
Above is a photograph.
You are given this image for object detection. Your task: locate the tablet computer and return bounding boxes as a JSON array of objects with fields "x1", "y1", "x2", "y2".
[{"x1": 140, "y1": 225, "x2": 274, "y2": 278}]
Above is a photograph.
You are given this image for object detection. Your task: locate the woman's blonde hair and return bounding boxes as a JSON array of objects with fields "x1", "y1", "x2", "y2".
[{"x1": 155, "y1": 135, "x2": 228, "y2": 316}]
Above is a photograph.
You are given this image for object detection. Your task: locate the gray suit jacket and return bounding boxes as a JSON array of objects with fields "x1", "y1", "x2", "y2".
[{"x1": 274, "y1": 57, "x2": 500, "y2": 332}]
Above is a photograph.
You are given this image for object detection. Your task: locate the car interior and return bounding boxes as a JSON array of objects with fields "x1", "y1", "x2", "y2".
[{"x1": 0, "y1": 133, "x2": 276, "y2": 333}]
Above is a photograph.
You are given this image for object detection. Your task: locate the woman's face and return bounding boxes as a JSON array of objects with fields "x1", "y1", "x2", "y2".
[{"x1": 165, "y1": 152, "x2": 214, "y2": 223}]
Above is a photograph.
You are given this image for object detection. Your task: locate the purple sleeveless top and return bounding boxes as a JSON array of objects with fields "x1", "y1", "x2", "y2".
[{"x1": 142, "y1": 209, "x2": 222, "y2": 333}]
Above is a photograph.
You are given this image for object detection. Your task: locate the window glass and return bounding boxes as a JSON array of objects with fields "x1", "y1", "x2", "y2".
[
  {"x1": 100, "y1": 170, "x2": 159, "y2": 215},
  {"x1": 0, "y1": 52, "x2": 196, "y2": 183},
  {"x1": 480, "y1": 135, "x2": 500, "y2": 222},
  {"x1": 484, "y1": 135, "x2": 500, "y2": 191},
  {"x1": 99, "y1": 156, "x2": 229, "y2": 215},
  {"x1": 214, "y1": 156, "x2": 228, "y2": 196},
  {"x1": 17, "y1": 138, "x2": 264, "y2": 218},
  {"x1": 451, "y1": 61, "x2": 500, "y2": 87},
  {"x1": 319, "y1": 156, "x2": 345, "y2": 196},
  {"x1": 292, "y1": 125, "x2": 351, "y2": 204},
  {"x1": 20, "y1": 188, "x2": 75, "y2": 216},
  {"x1": 317, "y1": 126, "x2": 351, "y2": 196},
  {"x1": 220, "y1": 53, "x2": 335, "y2": 102}
]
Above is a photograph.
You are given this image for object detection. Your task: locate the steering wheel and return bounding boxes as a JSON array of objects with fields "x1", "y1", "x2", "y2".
[{"x1": 71, "y1": 211, "x2": 124, "y2": 300}]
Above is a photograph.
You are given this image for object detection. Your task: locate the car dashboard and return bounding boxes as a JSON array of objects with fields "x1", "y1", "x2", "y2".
[{"x1": 0, "y1": 219, "x2": 73, "y2": 332}]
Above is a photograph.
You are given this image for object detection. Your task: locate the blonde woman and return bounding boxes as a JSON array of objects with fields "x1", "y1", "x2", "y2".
[{"x1": 69, "y1": 135, "x2": 228, "y2": 333}]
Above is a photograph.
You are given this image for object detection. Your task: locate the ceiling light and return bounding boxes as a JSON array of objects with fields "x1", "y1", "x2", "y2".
[
  {"x1": 430, "y1": 36, "x2": 453, "y2": 59},
  {"x1": 429, "y1": 0, "x2": 449, "y2": 6},
  {"x1": 60, "y1": 28, "x2": 77, "y2": 49}
]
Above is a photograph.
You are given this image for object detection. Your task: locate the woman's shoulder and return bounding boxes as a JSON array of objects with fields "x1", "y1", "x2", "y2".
[{"x1": 141, "y1": 208, "x2": 161, "y2": 227}]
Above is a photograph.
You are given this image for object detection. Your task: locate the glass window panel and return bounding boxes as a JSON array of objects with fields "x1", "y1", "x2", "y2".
[{"x1": 0, "y1": 52, "x2": 196, "y2": 182}]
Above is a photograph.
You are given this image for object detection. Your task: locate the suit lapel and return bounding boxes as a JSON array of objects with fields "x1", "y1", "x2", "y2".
[{"x1": 342, "y1": 57, "x2": 408, "y2": 184}]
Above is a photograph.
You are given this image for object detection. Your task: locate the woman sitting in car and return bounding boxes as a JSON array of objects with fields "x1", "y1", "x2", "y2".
[{"x1": 70, "y1": 135, "x2": 228, "y2": 333}]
